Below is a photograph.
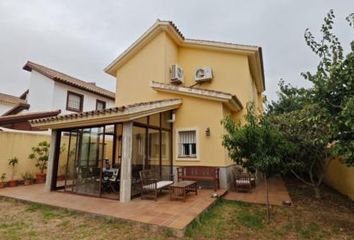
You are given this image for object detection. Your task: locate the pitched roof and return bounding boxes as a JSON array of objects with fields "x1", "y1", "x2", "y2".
[
  {"x1": 23, "y1": 61, "x2": 115, "y2": 100},
  {"x1": 0, "y1": 92, "x2": 27, "y2": 105},
  {"x1": 2, "y1": 102, "x2": 30, "y2": 116},
  {"x1": 104, "y1": 20, "x2": 265, "y2": 93},
  {"x1": 0, "y1": 110, "x2": 61, "y2": 125},
  {"x1": 150, "y1": 81, "x2": 243, "y2": 112},
  {"x1": 30, "y1": 98, "x2": 182, "y2": 130}
]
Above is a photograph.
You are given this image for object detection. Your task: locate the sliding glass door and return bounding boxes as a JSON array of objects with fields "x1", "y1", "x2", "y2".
[{"x1": 55, "y1": 124, "x2": 121, "y2": 199}]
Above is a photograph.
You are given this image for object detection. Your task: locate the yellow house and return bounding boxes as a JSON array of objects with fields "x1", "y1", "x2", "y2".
[{"x1": 31, "y1": 20, "x2": 265, "y2": 202}]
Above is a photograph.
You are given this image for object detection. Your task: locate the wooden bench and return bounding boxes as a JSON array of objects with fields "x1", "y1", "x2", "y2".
[{"x1": 177, "y1": 166, "x2": 219, "y2": 191}]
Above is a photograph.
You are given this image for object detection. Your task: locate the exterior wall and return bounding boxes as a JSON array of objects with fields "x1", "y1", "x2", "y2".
[
  {"x1": 27, "y1": 71, "x2": 55, "y2": 112},
  {"x1": 0, "y1": 130, "x2": 50, "y2": 181},
  {"x1": 173, "y1": 96, "x2": 225, "y2": 167},
  {"x1": 325, "y1": 158, "x2": 354, "y2": 201},
  {"x1": 27, "y1": 70, "x2": 114, "y2": 114},
  {"x1": 115, "y1": 32, "x2": 167, "y2": 106},
  {"x1": 113, "y1": 32, "x2": 263, "y2": 171},
  {"x1": 52, "y1": 82, "x2": 115, "y2": 114}
]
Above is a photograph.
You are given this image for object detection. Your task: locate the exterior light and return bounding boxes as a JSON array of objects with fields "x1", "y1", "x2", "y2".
[{"x1": 205, "y1": 127, "x2": 210, "y2": 136}]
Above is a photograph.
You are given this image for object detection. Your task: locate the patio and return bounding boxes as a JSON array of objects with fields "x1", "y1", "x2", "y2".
[
  {"x1": 0, "y1": 183, "x2": 226, "y2": 233},
  {"x1": 224, "y1": 175, "x2": 292, "y2": 206}
]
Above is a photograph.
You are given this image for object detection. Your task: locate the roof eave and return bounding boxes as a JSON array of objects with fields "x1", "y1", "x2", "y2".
[
  {"x1": 31, "y1": 99, "x2": 182, "y2": 130},
  {"x1": 151, "y1": 81, "x2": 243, "y2": 112}
]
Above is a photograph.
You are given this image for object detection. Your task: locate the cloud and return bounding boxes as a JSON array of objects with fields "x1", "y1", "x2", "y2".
[{"x1": 0, "y1": 0, "x2": 353, "y2": 101}]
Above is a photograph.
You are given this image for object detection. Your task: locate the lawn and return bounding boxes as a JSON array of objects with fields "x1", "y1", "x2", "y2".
[{"x1": 0, "y1": 178, "x2": 353, "y2": 240}]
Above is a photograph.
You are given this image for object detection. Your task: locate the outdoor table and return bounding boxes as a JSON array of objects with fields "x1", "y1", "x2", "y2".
[{"x1": 169, "y1": 180, "x2": 198, "y2": 202}]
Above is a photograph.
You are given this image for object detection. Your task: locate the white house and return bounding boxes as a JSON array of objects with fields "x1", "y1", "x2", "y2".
[{"x1": 0, "y1": 61, "x2": 115, "y2": 130}]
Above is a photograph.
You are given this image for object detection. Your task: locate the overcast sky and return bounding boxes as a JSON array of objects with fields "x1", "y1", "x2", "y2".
[{"x1": 0, "y1": 0, "x2": 353, "y2": 101}]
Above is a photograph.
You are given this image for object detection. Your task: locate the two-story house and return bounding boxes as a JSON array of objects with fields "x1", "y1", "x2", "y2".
[
  {"x1": 31, "y1": 20, "x2": 265, "y2": 203},
  {"x1": 0, "y1": 61, "x2": 115, "y2": 130}
]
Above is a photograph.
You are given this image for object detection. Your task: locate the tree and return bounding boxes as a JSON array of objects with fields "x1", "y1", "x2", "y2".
[
  {"x1": 267, "y1": 79, "x2": 309, "y2": 115},
  {"x1": 222, "y1": 104, "x2": 291, "y2": 222},
  {"x1": 302, "y1": 10, "x2": 354, "y2": 166},
  {"x1": 266, "y1": 10, "x2": 354, "y2": 198},
  {"x1": 268, "y1": 104, "x2": 332, "y2": 198}
]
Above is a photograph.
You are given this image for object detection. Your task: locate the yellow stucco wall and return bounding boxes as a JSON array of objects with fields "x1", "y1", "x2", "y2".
[
  {"x1": 0, "y1": 131, "x2": 50, "y2": 181},
  {"x1": 325, "y1": 158, "x2": 354, "y2": 201},
  {"x1": 114, "y1": 32, "x2": 263, "y2": 168}
]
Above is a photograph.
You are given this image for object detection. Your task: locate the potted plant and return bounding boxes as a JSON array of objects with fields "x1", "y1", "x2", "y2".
[
  {"x1": 28, "y1": 141, "x2": 50, "y2": 184},
  {"x1": 22, "y1": 172, "x2": 34, "y2": 185},
  {"x1": 8, "y1": 157, "x2": 19, "y2": 187},
  {"x1": 0, "y1": 173, "x2": 6, "y2": 188}
]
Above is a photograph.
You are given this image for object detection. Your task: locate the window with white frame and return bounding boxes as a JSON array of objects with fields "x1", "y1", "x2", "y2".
[{"x1": 178, "y1": 130, "x2": 197, "y2": 158}]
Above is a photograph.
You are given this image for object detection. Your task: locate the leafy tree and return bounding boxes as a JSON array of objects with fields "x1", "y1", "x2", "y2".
[
  {"x1": 222, "y1": 103, "x2": 291, "y2": 222},
  {"x1": 302, "y1": 10, "x2": 354, "y2": 166},
  {"x1": 268, "y1": 104, "x2": 332, "y2": 198},
  {"x1": 267, "y1": 79, "x2": 309, "y2": 115}
]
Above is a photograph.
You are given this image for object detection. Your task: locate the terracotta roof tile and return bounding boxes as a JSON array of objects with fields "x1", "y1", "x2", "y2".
[
  {"x1": 23, "y1": 61, "x2": 115, "y2": 100},
  {"x1": 30, "y1": 98, "x2": 181, "y2": 125},
  {"x1": 0, "y1": 92, "x2": 27, "y2": 105},
  {"x1": 0, "y1": 110, "x2": 61, "y2": 125}
]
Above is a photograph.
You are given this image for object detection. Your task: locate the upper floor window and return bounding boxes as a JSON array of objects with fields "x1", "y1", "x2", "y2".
[
  {"x1": 66, "y1": 91, "x2": 83, "y2": 112},
  {"x1": 178, "y1": 130, "x2": 197, "y2": 158},
  {"x1": 96, "y1": 100, "x2": 106, "y2": 111}
]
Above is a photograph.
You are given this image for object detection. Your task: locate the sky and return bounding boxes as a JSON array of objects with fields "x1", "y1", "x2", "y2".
[{"x1": 0, "y1": 0, "x2": 353, "y2": 101}]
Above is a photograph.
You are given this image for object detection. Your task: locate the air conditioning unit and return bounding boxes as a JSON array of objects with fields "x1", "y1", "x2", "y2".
[
  {"x1": 195, "y1": 67, "x2": 213, "y2": 82},
  {"x1": 170, "y1": 64, "x2": 183, "y2": 84}
]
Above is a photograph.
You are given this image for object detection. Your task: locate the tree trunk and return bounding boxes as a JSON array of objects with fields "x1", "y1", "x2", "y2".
[
  {"x1": 314, "y1": 186, "x2": 321, "y2": 199},
  {"x1": 265, "y1": 175, "x2": 271, "y2": 223}
]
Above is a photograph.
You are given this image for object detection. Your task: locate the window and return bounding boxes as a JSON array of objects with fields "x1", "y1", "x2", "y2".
[
  {"x1": 178, "y1": 130, "x2": 197, "y2": 158},
  {"x1": 66, "y1": 91, "x2": 83, "y2": 112},
  {"x1": 96, "y1": 100, "x2": 106, "y2": 111}
]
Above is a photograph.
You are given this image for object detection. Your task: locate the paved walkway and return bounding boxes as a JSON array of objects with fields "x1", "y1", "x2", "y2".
[
  {"x1": 224, "y1": 175, "x2": 291, "y2": 206},
  {"x1": 0, "y1": 184, "x2": 226, "y2": 232}
]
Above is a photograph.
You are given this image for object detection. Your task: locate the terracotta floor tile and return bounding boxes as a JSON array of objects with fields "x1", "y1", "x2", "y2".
[{"x1": 0, "y1": 183, "x2": 227, "y2": 231}]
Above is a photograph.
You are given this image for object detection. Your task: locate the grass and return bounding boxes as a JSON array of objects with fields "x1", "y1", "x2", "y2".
[{"x1": 0, "y1": 178, "x2": 353, "y2": 239}]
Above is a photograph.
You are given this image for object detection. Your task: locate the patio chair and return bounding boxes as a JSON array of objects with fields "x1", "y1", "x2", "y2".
[
  {"x1": 232, "y1": 167, "x2": 252, "y2": 192},
  {"x1": 101, "y1": 171, "x2": 115, "y2": 193},
  {"x1": 139, "y1": 169, "x2": 173, "y2": 201},
  {"x1": 108, "y1": 168, "x2": 120, "y2": 192}
]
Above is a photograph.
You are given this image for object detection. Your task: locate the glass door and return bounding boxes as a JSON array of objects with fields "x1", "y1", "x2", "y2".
[{"x1": 75, "y1": 127, "x2": 103, "y2": 197}]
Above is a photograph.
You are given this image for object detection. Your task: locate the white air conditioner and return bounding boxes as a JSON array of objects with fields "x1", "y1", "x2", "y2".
[
  {"x1": 195, "y1": 67, "x2": 213, "y2": 82},
  {"x1": 170, "y1": 64, "x2": 183, "y2": 84}
]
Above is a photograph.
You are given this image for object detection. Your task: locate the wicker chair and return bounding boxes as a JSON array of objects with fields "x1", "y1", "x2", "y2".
[{"x1": 139, "y1": 169, "x2": 173, "y2": 201}]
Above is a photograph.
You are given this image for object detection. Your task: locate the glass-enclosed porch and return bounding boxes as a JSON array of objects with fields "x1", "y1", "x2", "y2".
[{"x1": 49, "y1": 111, "x2": 174, "y2": 202}]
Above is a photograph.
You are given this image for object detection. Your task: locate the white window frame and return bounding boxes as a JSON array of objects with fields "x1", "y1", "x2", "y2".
[{"x1": 176, "y1": 128, "x2": 199, "y2": 161}]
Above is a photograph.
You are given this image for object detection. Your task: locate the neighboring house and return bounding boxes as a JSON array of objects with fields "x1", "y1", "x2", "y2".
[
  {"x1": 31, "y1": 20, "x2": 265, "y2": 203},
  {"x1": 0, "y1": 61, "x2": 115, "y2": 130}
]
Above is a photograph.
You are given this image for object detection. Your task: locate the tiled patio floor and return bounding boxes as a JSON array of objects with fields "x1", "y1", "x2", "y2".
[
  {"x1": 224, "y1": 175, "x2": 291, "y2": 206},
  {"x1": 0, "y1": 184, "x2": 226, "y2": 232}
]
